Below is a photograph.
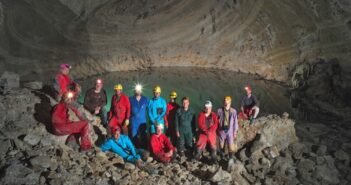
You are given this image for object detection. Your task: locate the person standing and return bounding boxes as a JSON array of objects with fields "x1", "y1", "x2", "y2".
[
  {"x1": 147, "y1": 85, "x2": 167, "y2": 134},
  {"x1": 108, "y1": 84, "x2": 131, "y2": 135},
  {"x1": 175, "y1": 97, "x2": 196, "y2": 156},
  {"x1": 217, "y1": 96, "x2": 239, "y2": 159},
  {"x1": 165, "y1": 91, "x2": 180, "y2": 144},
  {"x1": 129, "y1": 84, "x2": 149, "y2": 149},
  {"x1": 195, "y1": 101, "x2": 219, "y2": 164}
]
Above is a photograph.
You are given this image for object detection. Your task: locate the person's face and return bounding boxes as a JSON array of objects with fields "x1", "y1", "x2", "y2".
[
  {"x1": 114, "y1": 130, "x2": 121, "y2": 140},
  {"x1": 95, "y1": 83, "x2": 103, "y2": 91},
  {"x1": 154, "y1": 92, "x2": 160, "y2": 98},
  {"x1": 245, "y1": 88, "x2": 252, "y2": 95},
  {"x1": 205, "y1": 106, "x2": 212, "y2": 114},
  {"x1": 183, "y1": 99, "x2": 190, "y2": 109},
  {"x1": 61, "y1": 68, "x2": 69, "y2": 75},
  {"x1": 156, "y1": 126, "x2": 162, "y2": 135},
  {"x1": 115, "y1": 89, "x2": 122, "y2": 96},
  {"x1": 224, "y1": 99, "x2": 231, "y2": 107},
  {"x1": 135, "y1": 90, "x2": 142, "y2": 96}
]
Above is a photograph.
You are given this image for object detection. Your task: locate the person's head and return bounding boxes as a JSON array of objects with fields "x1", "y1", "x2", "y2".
[
  {"x1": 169, "y1": 91, "x2": 177, "y2": 102},
  {"x1": 114, "y1": 84, "x2": 123, "y2": 96},
  {"x1": 95, "y1": 78, "x2": 103, "y2": 91},
  {"x1": 156, "y1": 124, "x2": 164, "y2": 136},
  {"x1": 63, "y1": 91, "x2": 75, "y2": 104},
  {"x1": 153, "y1": 85, "x2": 161, "y2": 98},
  {"x1": 60, "y1": 64, "x2": 71, "y2": 75},
  {"x1": 204, "y1": 100, "x2": 212, "y2": 114},
  {"x1": 182, "y1": 97, "x2": 190, "y2": 109},
  {"x1": 224, "y1": 96, "x2": 232, "y2": 107},
  {"x1": 245, "y1": 85, "x2": 252, "y2": 96},
  {"x1": 134, "y1": 84, "x2": 143, "y2": 96},
  {"x1": 112, "y1": 127, "x2": 121, "y2": 140}
]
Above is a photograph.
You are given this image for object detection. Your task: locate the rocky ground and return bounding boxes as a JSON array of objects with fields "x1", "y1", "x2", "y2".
[{"x1": 0, "y1": 72, "x2": 350, "y2": 185}]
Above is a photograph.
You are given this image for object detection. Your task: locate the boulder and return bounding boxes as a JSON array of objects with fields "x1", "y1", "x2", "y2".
[
  {"x1": 210, "y1": 167, "x2": 232, "y2": 183},
  {"x1": 0, "y1": 71, "x2": 20, "y2": 93},
  {"x1": 23, "y1": 134, "x2": 42, "y2": 146},
  {"x1": 23, "y1": 81, "x2": 43, "y2": 90}
]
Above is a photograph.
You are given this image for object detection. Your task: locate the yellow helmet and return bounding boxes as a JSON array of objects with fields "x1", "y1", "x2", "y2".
[
  {"x1": 114, "y1": 84, "x2": 123, "y2": 90},
  {"x1": 224, "y1": 96, "x2": 232, "y2": 102},
  {"x1": 153, "y1": 85, "x2": 161, "y2": 93},
  {"x1": 170, "y1": 91, "x2": 177, "y2": 99}
]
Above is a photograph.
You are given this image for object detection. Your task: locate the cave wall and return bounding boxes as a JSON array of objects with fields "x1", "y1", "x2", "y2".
[{"x1": 0, "y1": 0, "x2": 350, "y2": 82}]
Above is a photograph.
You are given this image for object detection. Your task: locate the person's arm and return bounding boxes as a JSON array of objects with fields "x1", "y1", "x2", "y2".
[
  {"x1": 57, "y1": 74, "x2": 67, "y2": 96},
  {"x1": 197, "y1": 114, "x2": 208, "y2": 134},
  {"x1": 253, "y1": 95, "x2": 260, "y2": 107},
  {"x1": 156, "y1": 99, "x2": 167, "y2": 122},
  {"x1": 101, "y1": 90, "x2": 107, "y2": 107},
  {"x1": 100, "y1": 139, "x2": 112, "y2": 152},
  {"x1": 163, "y1": 135, "x2": 175, "y2": 152},
  {"x1": 69, "y1": 105, "x2": 85, "y2": 121},
  {"x1": 108, "y1": 95, "x2": 115, "y2": 120},
  {"x1": 233, "y1": 111, "x2": 239, "y2": 138},
  {"x1": 175, "y1": 110, "x2": 180, "y2": 133},
  {"x1": 210, "y1": 113, "x2": 219, "y2": 132},
  {"x1": 148, "y1": 100, "x2": 156, "y2": 124},
  {"x1": 125, "y1": 96, "x2": 131, "y2": 120}
]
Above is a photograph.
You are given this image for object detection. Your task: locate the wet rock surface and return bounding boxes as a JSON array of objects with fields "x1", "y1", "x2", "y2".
[{"x1": 0, "y1": 83, "x2": 349, "y2": 185}]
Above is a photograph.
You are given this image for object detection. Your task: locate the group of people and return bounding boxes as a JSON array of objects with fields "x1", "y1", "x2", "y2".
[{"x1": 50, "y1": 63, "x2": 260, "y2": 168}]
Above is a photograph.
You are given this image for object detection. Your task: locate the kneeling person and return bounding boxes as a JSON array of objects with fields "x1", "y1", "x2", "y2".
[{"x1": 150, "y1": 124, "x2": 176, "y2": 163}]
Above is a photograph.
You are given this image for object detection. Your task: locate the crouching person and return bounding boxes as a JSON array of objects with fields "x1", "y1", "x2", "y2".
[
  {"x1": 150, "y1": 124, "x2": 176, "y2": 163},
  {"x1": 51, "y1": 91, "x2": 92, "y2": 151},
  {"x1": 195, "y1": 101, "x2": 219, "y2": 164},
  {"x1": 100, "y1": 127, "x2": 146, "y2": 168}
]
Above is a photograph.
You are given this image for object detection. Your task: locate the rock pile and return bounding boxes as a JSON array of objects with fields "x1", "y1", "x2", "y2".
[{"x1": 0, "y1": 77, "x2": 349, "y2": 184}]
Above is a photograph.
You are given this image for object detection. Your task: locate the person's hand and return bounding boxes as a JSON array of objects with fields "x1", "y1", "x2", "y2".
[
  {"x1": 176, "y1": 131, "x2": 180, "y2": 138},
  {"x1": 243, "y1": 114, "x2": 248, "y2": 119},
  {"x1": 166, "y1": 150, "x2": 173, "y2": 158},
  {"x1": 124, "y1": 119, "x2": 130, "y2": 126},
  {"x1": 233, "y1": 132, "x2": 237, "y2": 139},
  {"x1": 94, "y1": 107, "x2": 101, "y2": 115}
]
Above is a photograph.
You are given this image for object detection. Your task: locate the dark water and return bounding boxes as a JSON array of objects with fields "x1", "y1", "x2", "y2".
[{"x1": 76, "y1": 67, "x2": 293, "y2": 116}]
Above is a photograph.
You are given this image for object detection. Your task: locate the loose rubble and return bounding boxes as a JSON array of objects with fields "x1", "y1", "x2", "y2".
[{"x1": 0, "y1": 73, "x2": 350, "y2": 184}]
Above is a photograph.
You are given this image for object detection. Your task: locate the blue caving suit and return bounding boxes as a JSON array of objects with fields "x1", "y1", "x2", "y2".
[
  {"x1": 147, "y1": 96, "x2": 167, "y2": 134},
  {"x1": 100, "y1": 135, "x2": 141, "y2": 163},
  {"x1": 129, "y1": 95, "x2": 149, "y2": 148}
]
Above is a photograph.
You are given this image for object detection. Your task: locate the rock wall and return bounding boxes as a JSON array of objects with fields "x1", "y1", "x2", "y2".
[{"x1": 0, "y1": 0, "x2": 350, "y2": 82}]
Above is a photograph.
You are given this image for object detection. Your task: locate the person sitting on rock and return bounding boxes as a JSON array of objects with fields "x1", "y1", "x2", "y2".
[
  {"x1": 150, "y1": 124, "x2": 176, "y2": 163},
  {"x1": 175, "y1": 97, "x2": 196, "y2": 156},
  {"x1": 108, "y1": 84, "x2": 130, "y2": 135},
  {"x1": 51, "y1": 91, "x2": 92, "y2": 151},
  {"x1": 239, "y1": 85, "x2": 260, "y2": 124},
  {"x1": 195, "y1": 101, "x2": 219, "y2": 164},
  {"x1": 83, "y1": 78, "x2": 108, "y2": 126},
  {"x1": 148, "y1": 85, "x2": 167, "y2": 134},
  {"x1": 165, "y1": 91, "x2": 180, "y2": 145},
  {"x1": 53, "y1": 64, "x2": 81, "y2": 101},
  {"x1": 100, "y1": 127, "x2": 145, "y2": 168},
  {"x1": 217, "y1": 96, "x2": 239, "y2": 159}
]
